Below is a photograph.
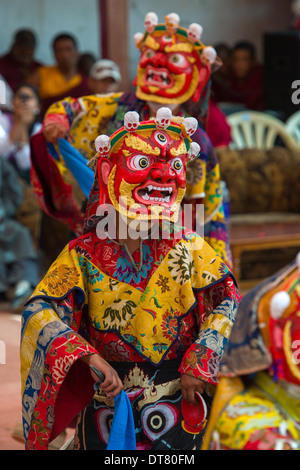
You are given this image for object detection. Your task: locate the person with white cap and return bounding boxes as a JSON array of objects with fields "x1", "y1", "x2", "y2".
[{"x1": 88, "y1": 59, "x2": 121, "y2": 94}]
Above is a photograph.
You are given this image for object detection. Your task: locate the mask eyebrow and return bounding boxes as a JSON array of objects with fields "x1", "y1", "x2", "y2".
[
  {"x1": 144, "y1": 35, "x2": 160, "y2": 50},
  {"x1": 165, "y1": 43, "x2": 194, "y2": 53},
  {"x1": 124, "y1": 134, "x2": 160, "y2": 156},
  {"x1": 169, "y1": 141, "x2": 188, "y2": 157}
]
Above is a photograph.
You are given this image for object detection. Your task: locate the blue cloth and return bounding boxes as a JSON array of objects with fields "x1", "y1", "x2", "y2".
[
  {"x1": 55, "y1": 138, "x2": 94, "y2": 198},
  {"x1": 106, "y1": 390, "x2": 136, "y2": 450}
]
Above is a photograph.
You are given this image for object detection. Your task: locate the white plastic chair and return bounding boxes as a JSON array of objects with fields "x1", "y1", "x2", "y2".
[
  {"x1": 227, "y1": 111, "x2": 299, "y2": 150},
  {"x1": 286, "y1": 111, "x2": 300, "y2": 145}
]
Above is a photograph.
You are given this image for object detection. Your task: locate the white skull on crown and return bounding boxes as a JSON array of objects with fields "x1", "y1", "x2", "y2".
[
  {"x1": 124, "y1": 111, "x2": 140, "y2": 131},
  {"x1": 156, "y1": 107, "x2": 172, "y2": 129},
  {"x1": 187, "y1": 23, "x2": 203, "y2": 43},
  {"x1": 134, "y1": 32, "x2": 144, "y2": 48},
  {"x1": 189, "y1": 141, "x2": 201, "y2": 161},
  {"x1": 95, "y1": 134, "x2": 111, "y2": 155},
  {"x1": 144, "y1": 12, "x2": 158, "y2": 33},
  {"x1": 165, "y1": 12, "x2": 180, "y2": 31},
  {"x1": 270, "y1": 291, "x2": 291, "y2": 321},
  {"x1": 202, "y1": 46, "x2": 217, "y2": 65},
  {"x1": 183, "y1": 117, "x2": 198, "y2": 136}
]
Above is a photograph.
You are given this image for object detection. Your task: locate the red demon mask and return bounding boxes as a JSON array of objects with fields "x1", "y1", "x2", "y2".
[
  {"x1": 133, "y1": 12, "x2": 217, "y2": 105},
  {"x1": 90, "y1": 108, "x2": 200, "y2": 224}
]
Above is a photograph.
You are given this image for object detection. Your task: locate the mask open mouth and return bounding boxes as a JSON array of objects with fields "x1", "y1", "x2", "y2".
[
  {"x1": 145, "y1": 67, "x2": 173, "y2": 89},
  {"x1": 134, "y1": 183, "x2": 175, "y2": 206}
]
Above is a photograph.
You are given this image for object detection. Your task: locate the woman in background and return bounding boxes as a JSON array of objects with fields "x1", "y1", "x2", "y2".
[{"x1": 0, "y1": 83, "x2": 41, "y2": 183}]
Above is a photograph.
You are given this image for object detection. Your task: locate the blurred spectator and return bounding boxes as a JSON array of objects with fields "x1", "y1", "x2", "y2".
[
  {"x1": 230, "y1": 41, "x2": 264, "y2": 110},
  {"x1": 291, "y1": 0, "x2": 300, "y2": 29},
  {"x1": 78, "y1": 52, "x2": 96, "y2": 76},
  {"x1": 211, "y1": 41, "x2": 264, "y2": 111},
  {"x1": 0, "y1": 83, "x2": 41, "y2": 184},
  {"x1": 88, "y1": 59, "x2": 121, "y2": 94},
  {"x1": 0, "y1": 156, "x2": 39, "y2": 309},
  {"x1": 28, "y1": 32, "x2": 90, "y2": 115},
  {"x1": 0, "y1": 29, "x2": 42, "y2": 93}
]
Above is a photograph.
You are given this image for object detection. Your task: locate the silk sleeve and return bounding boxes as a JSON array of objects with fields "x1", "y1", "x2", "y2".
[{"x1": 179, "y1": 276, "x2": 240, "y2": 385}]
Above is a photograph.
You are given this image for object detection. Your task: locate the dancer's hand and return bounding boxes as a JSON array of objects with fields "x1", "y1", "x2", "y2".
[
  {"x1": 181, "y1": 373, "x2": 206, "y2": 405},
  {"x1": 43, "y1": 121, "x2": 68, "y2": 143},
  {"x1": 81, "y1": 353, "x2": 123, "y2": 398}
]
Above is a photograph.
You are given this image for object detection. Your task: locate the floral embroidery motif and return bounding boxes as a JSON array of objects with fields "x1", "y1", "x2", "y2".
[
  {"x1": 218, "y1": 261, "x2": 229, "y2": 276},
  {"x1": 102, "y1": 298, "x2": 137, "y2": 329},
  {"x1": 78, "y1": 257, "x2": 104, "y2": 285},
  {"x1": 74, "y1": 245, "x2": 92, "y2": 261},
  {"x1": 161, "y1": 309, "x2": 180, "y2": 342},
  {"x1": 113, "y1": 244, "x2": 153, "y2": 284},
  {"x1": 43, "y1": 264, "x2": 80, "y2": 296},
  {"x1": 156, "y1": 274, "x2": 170, "y2": 293},
  {"x1": 52, "y1": 355, "x2": 76, "y2": 385},
  {"x1": 167, "y1": 242, "x2": 196, "y2": 285}
]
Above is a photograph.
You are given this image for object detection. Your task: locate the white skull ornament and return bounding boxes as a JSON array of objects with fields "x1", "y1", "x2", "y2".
[
  {"x1": 165, "y1": 13, "x2": 180, "y2": 31},
  {"x1": 144, "y1": 12, "x2": 158, "y2": 33},
  {"x1": 156, "y1": 107, "x2": 172, "y2": 129},
  {"x1": 183, "y1": 117, "x2": 198, "y2": 136},
  {"x1": 202, "y1": 46, "x2": 217, "y2": 65},
  {"x1": 124, "y1": 111, "x2": 140, "y2": 132},
  {"x1": 95, "y1": 134, "x2": 111, "y2": 156},
  {"x1": 134, "y1": 32, "x2": 144, "y2": 48},
  {"x1": 189, "y1": 141, "x2": 201, "y2": 161},
  {"x1": 187, "y1": 23, "x2": 203, "y2": 43},
  {"x1": 270, "y1": 291, "x2": 291, "y2": 320}
]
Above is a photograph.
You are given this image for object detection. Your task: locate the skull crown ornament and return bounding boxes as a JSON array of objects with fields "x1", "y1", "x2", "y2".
[
  {"x1": 156, "y1": 108, "x2": 173, "y2": 129},
  {"x1": 124, "y1": 111, "x2": 140, "y2": 132}
]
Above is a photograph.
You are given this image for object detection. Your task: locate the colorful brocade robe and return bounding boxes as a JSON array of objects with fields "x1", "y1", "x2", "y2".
[
  {"x1": 21, "y1": 229, "x2": 239, "y2": 449},
  {"x1": 30, "y1": 91, "x2": 232, "y2": 268}
]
